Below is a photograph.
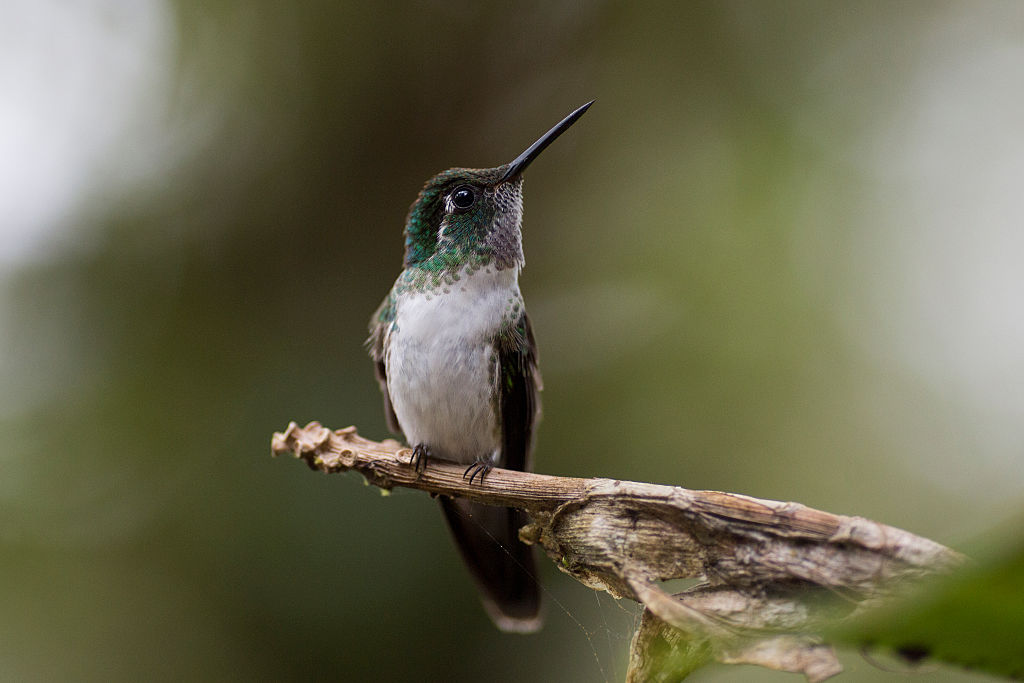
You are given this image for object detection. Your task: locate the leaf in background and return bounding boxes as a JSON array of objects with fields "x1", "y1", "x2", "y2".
[{"x1": 835, "y1": 542, "x2": 1024, "y2": 680}]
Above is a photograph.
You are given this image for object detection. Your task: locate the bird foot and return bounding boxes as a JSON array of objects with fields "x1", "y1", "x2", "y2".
[
  {"x1": 463, "y1": 459, "x2": 493, "y2": 485},
  {"x1": 410, "y1": 443, "x2": 431, "y2": 473}
]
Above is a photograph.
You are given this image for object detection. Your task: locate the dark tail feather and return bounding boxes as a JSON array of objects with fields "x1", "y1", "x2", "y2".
[{"x1": 439, "y1": 497, "x2": 542, "y2": 633}]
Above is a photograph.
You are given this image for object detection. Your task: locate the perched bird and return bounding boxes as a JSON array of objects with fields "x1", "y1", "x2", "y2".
[{"x1": 367, "y1": 102, "x2": 592, "y2": 632}]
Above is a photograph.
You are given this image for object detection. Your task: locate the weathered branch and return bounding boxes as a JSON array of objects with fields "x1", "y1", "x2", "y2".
[{"x1": 271, "y1": 421, "x2": 965, "y2": 682}]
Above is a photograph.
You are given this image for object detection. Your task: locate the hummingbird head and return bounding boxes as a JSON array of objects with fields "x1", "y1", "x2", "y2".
[{"x1": 401, "y1": 101, "x2": 593, "y2": 272}]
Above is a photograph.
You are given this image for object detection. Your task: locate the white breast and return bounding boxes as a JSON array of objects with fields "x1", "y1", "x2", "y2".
[{"x1": 385, "y1": 266, "x2": 520, "y2": 464}]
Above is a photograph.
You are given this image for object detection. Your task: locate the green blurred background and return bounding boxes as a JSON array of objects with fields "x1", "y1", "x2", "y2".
[{"x1": 2, "y1": 2, "x2": 1021, "y2": 681}]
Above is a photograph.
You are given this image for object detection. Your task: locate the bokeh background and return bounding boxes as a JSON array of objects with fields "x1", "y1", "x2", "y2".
[{"x1": 2, "y1": 2, "x2": 1022, "y2": 681}]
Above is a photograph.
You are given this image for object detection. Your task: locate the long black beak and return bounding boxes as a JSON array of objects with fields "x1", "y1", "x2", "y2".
[{"x1": 500, "y1": 100, "x2": 594, "y2": 182}]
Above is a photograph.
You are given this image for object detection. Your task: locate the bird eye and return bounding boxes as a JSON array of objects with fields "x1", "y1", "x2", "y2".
[{"x1": 451, "y1": 186, "x2": 476, "y2": 211}]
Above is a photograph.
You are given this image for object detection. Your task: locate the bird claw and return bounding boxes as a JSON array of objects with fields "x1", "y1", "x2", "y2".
[
  {"x1": 410, "y1": 443, "x2": 431, "y2": 473},
  {"x1": 463, "y1": 459, "x2": 493, "y2": 485}
]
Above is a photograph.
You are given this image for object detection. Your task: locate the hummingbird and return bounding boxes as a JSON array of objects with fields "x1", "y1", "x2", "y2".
[{"x1": 367, "y1": 101, "x2": 592, "y2": 632}]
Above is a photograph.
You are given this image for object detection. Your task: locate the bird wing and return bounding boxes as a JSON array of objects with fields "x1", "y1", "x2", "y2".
[
  {"x1": 495, "y1": 311, "x2": 542, "y2": 472},
  {"x1": 367, "y1": 294, "x2": 402, "y2": 435}
]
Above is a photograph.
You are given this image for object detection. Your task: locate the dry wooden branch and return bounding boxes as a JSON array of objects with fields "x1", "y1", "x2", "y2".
[{"x1": 271, "y1": 421, "x2": 965, "y2": 682}]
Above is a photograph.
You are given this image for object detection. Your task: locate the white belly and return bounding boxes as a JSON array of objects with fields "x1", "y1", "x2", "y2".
[{"x1": 385, "y1": 267, "x2": 520, "y2": 464}]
